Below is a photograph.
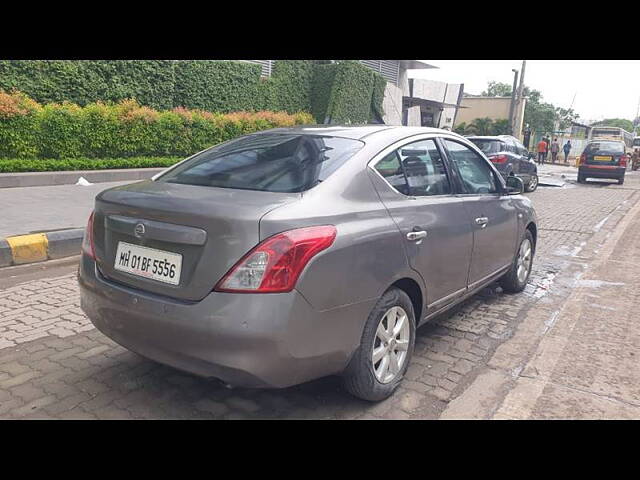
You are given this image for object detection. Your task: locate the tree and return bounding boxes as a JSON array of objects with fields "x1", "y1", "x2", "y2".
[
  {"x1": 492, "y1": 118, "x2": 510, "y2": 135},
  {"x1": 591, "y1": 118, "x2": 634, "y2": 132},
  {"x1": 453, "y1": 122, "x2": 467, "y2": 135},
  {"x1": 480, "y1": 81, "x2": 556, "y2": 136},
  {"x1": 465, "y1": 117, "x2": 494, "y2": 135},
  {"x1": 555, "y1": 107, "x2": 578, "y2": 131},
  {"x1": 482, "y1": 81, "x2": 513, "y2": 97}
]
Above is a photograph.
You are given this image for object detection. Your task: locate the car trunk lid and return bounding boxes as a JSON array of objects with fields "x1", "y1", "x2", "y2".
[{"x1": 93, "y1": 180, "x2": 299, "y2": 301}]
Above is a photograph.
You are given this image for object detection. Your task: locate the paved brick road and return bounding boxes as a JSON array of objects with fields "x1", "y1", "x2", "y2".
[{"x1": 1, "y1": 175, "x2": 638, "y2": 419}]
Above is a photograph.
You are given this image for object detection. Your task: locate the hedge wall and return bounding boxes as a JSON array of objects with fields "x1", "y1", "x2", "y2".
[
  {"x1": 311, "y1": 64, "x2": 339, "y2": 123},
  {"x1": 0, "y1": 90, "x2": 314, "y2": 159},
  {"x1": 0, "y1": 60, "x2": 176, "y2": 110},
  {"x1": 0, "y1": 60, "x2": 319, "y2": 115},
  {"x1": 0, "y1": 60, "x2": 387, "y2": 125},
  {"x1": 311, "y1": 61, "x2": 386, "y2": 124}
]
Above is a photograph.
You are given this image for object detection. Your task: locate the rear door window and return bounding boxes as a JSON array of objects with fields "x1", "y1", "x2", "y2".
[
  {"x1": 158, "y1": 134, "x2": 364, "y2": 193},
  {"x1": 373, "y1": 139, "x2": 452, "y2": 196}
]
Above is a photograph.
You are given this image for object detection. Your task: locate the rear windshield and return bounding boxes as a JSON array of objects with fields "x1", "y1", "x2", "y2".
[
  {"x1": 469, "y1": 139, "x2": 501, "y2": 154},
  {"x1": 633, "y1": 138, "x2": 640, "y2": 146},
  {"x1": 157, "y1": 134, "x2": 364, "y2": 193},
  {"x1": 585, "y1": 141, "x2": 624, "y2": 155}
]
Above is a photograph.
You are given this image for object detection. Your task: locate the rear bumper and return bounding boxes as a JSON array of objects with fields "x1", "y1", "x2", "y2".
[
  {"x1": 78, "y1": 254, "x2": 373, "y2": 388},
  {"x1": 579, "y1": 166, "x2": 625, "y2": 180}
]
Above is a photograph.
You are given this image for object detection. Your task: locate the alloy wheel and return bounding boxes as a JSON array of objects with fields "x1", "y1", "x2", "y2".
[
  {"x1": 372, "y1": 306, "x2": 410, "y2": 384},
  {"x1": 516, "y1": 238, "x2": 532, "y2": 284}
]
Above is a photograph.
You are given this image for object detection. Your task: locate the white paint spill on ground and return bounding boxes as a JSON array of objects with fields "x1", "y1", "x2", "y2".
[
  {"x1": 587, "y1": 303, "x2": 616, "y2": 311},
  {"x1": 553, "y1": 241, "x2": 587, "y2": 257},
  {"x1": 576, "y1": 279, "x2": 626, "y2": 288},
  {"x1": 524, "y1": 270, "x2": 558, "y2": 299},
  {"x1": 541, "y1": 310, "x2": 560, "y2": 335}
]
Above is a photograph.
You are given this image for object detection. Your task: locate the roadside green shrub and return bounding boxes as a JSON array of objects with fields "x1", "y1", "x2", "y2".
[
  {"x1": 0, "y1": 91, "x2": 315, "y2": 161},
  {"x1": 37, "y1": 102, "x2": 85, "y2": 158},
  {"x1": 0, "y1": 157, "x2": 180, "y2": 173},
  {"x1": 80, "y1": 101, "x2": 121, "y2": 158},
  {"x1": 0, "y1": 90, "x2": 41, "y2": 158}
]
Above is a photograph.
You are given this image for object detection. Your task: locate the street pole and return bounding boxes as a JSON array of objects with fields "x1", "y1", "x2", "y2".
[
  {"x1": 508, "y1": 69, "x2": 519, "y2": 135},
  {"x1": 514, "y1": 60, "x2": 527, "y2": 140}
]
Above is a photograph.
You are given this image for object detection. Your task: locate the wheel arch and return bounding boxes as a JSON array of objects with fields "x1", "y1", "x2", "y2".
[
  {"x1": 526, "y1": 221, "x2": 537, "y2": 252},
  {"x1": 390, "y1": 277, "x2": 424, "y2": 323}
]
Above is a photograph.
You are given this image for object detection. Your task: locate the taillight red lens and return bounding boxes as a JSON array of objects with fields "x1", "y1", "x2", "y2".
[
  {"x1": 214, "y1": 225, "x2": 337, "y2": 293},
  {"x1": 620, "y1": 155, "x2": 628, "y2": 167},
  {"x1": 489, "y1": 154, "x2": 508, "y2": 163},
  {"x1": 579, "y1": 153, "x2": 586, "y2": 166},
  {"x1": 81, "y1": 211, "x2": 96, "y2": 259}
]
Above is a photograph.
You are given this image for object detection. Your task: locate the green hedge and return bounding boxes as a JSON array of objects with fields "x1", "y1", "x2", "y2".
[
  {"x1": 311, "y1": 64, "x2": 339, "y2": 123},
  {"x1": 0, "y1": 157, "x2": 181, "y2": 173},
  {"x1": 310, "y1": 61, "x2": 386, "y2": 124},
  {"x1": 0, "y1": 60, "x2": 386, "y2": 125},
  {"x1": 0, "y1": 60, "x2": 176, "y2": 110},
  {"x1": 0, "y1": 90, "x2": 315, "y2": 159},
  {"x1": 0, "y1": 60, "x2": 320, "y2": 115}
]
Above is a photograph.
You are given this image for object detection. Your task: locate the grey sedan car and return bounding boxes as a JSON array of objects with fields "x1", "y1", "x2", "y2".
[{"x1": 78, "y1": 126, "x2": 537, "y2": 401}]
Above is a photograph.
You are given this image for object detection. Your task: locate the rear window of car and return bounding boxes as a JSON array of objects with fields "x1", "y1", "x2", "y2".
[
  {"x1": 469, "y1": 139, "x2": 501, "y2": 154},
  {"x1": 585, "y1": 141, "x2": 624, "y2": 155},
  {"x1": 157, "y1": 134, "x2": 364, "y2": 193}
]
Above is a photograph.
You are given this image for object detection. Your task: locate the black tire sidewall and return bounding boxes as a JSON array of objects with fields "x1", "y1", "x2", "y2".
[
  {"x1": 500, "y1": 230, "x2": 535, "y2": 293},
  {"x1": 343, "y1": 288, "x2": 416, "y2": 402}
]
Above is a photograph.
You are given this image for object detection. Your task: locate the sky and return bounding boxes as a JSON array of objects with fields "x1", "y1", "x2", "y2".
[{"x1": 411, "y1": 60, "x2": 640, "y2": 123}]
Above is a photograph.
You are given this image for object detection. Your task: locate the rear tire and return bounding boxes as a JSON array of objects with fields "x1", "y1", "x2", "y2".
[
  {"x1": 342, "y1": 287, "x2": 416, "y2": 402},
  {"x1": 618, "y1": 177, "x2": 624, "y2": 185},
  {"x1": 500, "y1": 230, "x2": 535, "y2": 293},
  {"x1": 577, "y1": 173, "x2": 586, "y2": 184}
]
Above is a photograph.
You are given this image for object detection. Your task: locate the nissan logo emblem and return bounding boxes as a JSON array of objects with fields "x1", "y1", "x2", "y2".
[{"x1": 134, "y1": 223, "x2": 145, "y2": 238}]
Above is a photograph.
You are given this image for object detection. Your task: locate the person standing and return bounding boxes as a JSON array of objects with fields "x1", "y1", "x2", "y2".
[
  {"x1": 551, "y1": 138, "x2": 560, "y2": 163},
  {"x1": 563, "y1": 140, "x2": 571, "y2": 163},
  {"x1": 537, "y1": 138, "x2": 548, "y2": 165}
]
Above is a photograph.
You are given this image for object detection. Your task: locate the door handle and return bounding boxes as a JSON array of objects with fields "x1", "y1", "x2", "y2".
[
  {"x1": 406, "y1": 230, "x2": 427, "y2": 241},
  {"x1": 475, "y1": 217, "x2": 489, "y2": 228}
]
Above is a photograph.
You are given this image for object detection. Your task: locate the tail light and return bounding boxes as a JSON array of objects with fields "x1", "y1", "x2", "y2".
[
  {"x1": 214, "y1": 225, "x2": 337, "y2": 293},
  {"x1": 489, "y1": 154, "x2": 508, "y2": 164},
  {"x1": 81, "y1": 210, "x2": 96, "y2": 259},
  {"x1": 620, "y1": 154, "x2": 628, "y2": 168},
  {"x1": 578, "y1": 153, "x2": 586, "y2": 166}
]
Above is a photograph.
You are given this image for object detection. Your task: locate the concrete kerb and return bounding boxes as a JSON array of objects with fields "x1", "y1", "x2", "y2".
[
  {"x1": 0, "y1": 229, "x2": 84, "y2": 268},
  {"x1": 0, "y1": 167, "x2": 166, "y2": 189}
]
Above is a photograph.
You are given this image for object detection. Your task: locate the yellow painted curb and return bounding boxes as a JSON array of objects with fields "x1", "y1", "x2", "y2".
[{"x1": 6, "y1": 233, "x2": 49, "y2": 265}]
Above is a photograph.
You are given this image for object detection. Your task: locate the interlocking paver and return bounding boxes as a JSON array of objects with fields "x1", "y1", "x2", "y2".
[{"x1": 0, "y1": 175, "x2": 639, "y2": 419}]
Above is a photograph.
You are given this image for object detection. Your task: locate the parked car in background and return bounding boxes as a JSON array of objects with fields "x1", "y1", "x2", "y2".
[
  {"x1": 78, "y1": 126, "x2": 538, "y2": 402},
  {"x1": 467, "y1": 135, "x2": 538, "y2": 192},
  {"x1": 577, "y1": 140, "x2": 630, "y2": 185}
]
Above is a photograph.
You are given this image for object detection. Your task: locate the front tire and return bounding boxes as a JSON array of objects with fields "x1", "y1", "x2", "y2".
[
  {"x1": 618, "y1": 177, "x2": 624, "y2": 185},
  {"x1": 342, "y1": 287, "x2": 416, "y2": 402},
  {"x1": 500, "y1": 230, "x2": 534, "y2": 293}
]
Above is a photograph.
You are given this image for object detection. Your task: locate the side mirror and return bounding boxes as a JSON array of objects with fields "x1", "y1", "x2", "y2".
[{"x1": 505, "y1": 176, "x2": 524, "y2": 195}]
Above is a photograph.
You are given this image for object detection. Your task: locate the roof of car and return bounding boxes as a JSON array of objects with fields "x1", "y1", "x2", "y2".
[
  {"x1": 466, "y1": 135, "x2": 513, "y2": 140},
  {"x1": 253, "y1": 125, "x2": 456, "y2": 141}
]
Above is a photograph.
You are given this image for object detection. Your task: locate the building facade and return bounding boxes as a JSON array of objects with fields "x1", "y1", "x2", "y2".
[{"x1": 243, "y1": 60, "x2": 464, "y2": 128}]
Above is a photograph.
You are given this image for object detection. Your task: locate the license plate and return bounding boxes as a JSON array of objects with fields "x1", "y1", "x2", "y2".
[
  {"x1": 114, "y1": 242, "x2": 182, "y2": 285},
  {"x1": 593, "y1": 155, "x2": 612, "y2": 162}
]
